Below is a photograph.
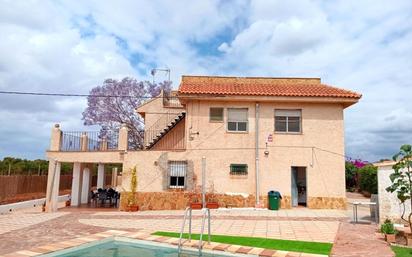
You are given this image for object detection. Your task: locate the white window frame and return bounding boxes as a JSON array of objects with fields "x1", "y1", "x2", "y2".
[
  {"x1": 168, "y1": 161, "x2": 187, "y2": 189},
  {"x1": 227, "y1": 108, "x2": 248, "y2": 132},
  {"x1": 274, "y1": 109, "x2": 302, "y2": 133}
]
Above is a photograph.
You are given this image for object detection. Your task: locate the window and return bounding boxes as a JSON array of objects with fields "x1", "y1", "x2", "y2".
[
  {"x1": 210, "y1": 107, "x2": 224, "y2": 122},
  {"x1": 275, "y1": 110, "x2": 302, "y2": 133},
  {"x1": 230, "y1": 164, "x2": 248, "y2": 175},
  {"x1": 168, "y1": 161, "x2": 187, "y2": 188},
  {"x1": 227, "y1": 108, "x2": 248, "y2": 132}
]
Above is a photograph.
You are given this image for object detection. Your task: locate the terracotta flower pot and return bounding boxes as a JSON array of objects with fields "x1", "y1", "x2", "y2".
[
  {"x1": 126, "y1": 205, "x2": 139, "y2": 212},
  {"x1": 206, "y1": 202, "x2": 219, "y2": 209},
  {"x1": 65, "y1": 200, "x2": 71, "y2": 207},
  {"x1": 190, "y1": 202, "x2": 203, "y2": 209},
  {"x1": 385, "y1": 234, "x2": 396, "y2": 243}
]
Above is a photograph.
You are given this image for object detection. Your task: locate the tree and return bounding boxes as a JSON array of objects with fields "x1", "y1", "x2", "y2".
[
  {"x1": 82, "y1": 77, "x2": 171, "y2": 149},
  {"x1": 386, "y1": 144, "x2": 412, "y2": 230}
]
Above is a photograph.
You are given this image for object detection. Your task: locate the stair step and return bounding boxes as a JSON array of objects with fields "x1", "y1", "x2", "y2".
[{"x1": 145, "y1": 111, "x2": 186, "y2": 149}]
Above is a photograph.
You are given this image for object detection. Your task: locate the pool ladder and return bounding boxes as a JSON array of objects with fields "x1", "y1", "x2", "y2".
[{"x1": 178, "y1": 207, "x2": 211, "y2": 256}]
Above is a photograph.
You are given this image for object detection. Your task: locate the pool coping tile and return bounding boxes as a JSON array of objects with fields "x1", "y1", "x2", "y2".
[{"x1": 2, "y1": 229, "x2": 329, "y2": 257}]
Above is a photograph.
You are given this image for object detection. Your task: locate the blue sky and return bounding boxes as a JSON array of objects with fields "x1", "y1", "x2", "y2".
[{"x1": 0, "y1": 0, "x2": 411, "y2": 161}]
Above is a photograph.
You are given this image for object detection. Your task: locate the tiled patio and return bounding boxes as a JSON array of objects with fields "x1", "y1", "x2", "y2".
[
  {"x1": 0, "y1": 198, "x2": 393, "y2": 256},
  {"x1": 0, "y1": 207, "x2": 344, "y2": 255}
]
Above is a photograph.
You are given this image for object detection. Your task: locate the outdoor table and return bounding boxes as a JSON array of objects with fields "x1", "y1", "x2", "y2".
[{"x1": 352, "y1": 201, "x2": 378, "y2": 223}]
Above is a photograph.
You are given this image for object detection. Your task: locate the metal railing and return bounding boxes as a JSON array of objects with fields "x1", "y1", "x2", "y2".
[
  {"x1": 163, "y1": 91, "x2": 183, "y2": 108},
  {"x1": 178, "y1": 207, "x2": 211, "y2": 255},
  {"x1": 144, "y1": 111, "x2": 184, "y2": 148},
  {"x1": 60, "y1": 130, "x2": 119, "y2": 151}
]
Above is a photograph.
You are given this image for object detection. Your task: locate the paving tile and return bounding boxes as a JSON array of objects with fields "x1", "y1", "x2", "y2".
[
  {"x1": 248, "y1": 247, "x2": 266, "y2": 255},
  {"x1": 259, "y1": 249, "x2": 276, "y2": 257},
  {"x1": 15, "y1": 251, "x2": 42, "y2": 256},
  {"x1": 213, "y1": 243, "x2": 230, "y2": 251},
  {"x1": 226, "y1": 245, "x2": 241, "y2": 253},
  {"x1": 3, "y1": 253, "x2": 31, "y2": 257}
]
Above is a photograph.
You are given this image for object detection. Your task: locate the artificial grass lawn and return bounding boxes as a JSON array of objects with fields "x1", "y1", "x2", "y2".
[
  {"x1": 153, "y1": 231, "x2": 333, "y2": 255},
  {"x1": 391, "y1": 246, "x2": 412, "y2": 257}
]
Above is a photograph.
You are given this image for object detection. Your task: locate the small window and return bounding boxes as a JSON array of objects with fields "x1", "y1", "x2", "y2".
[
  {"x1": 168, "y1": 161, "x2": 187, "y2": 188},
  {"x1": 230, "y1": 164, "x2": 248, "y2": 175},
  {"x1": 228, "y1": 108, "x2": 248, "y2": 132},
  {"x1": 210, "y1": 107, "x2": 224, "y2": 122},
  {"x1": 275, "y1": 110, "x2": 301, "y2": 133}
]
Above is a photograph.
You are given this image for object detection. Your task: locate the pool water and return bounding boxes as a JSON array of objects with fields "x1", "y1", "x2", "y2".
[
  {"x1": 54, "y1": 240, "x2": 176, "y2": 257},
  {"x1": 40, "y1": 238, "x2": 247, "y2": 257}
]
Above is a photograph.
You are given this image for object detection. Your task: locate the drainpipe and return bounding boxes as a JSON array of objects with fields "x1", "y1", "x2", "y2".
[{"x1": 255, "y1": 103, "x2": 260, "y2": 206}]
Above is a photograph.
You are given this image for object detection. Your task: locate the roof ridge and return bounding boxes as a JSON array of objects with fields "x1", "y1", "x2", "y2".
[{"x1": 182, "y1": 75, "x2": 321, "y2": 80}]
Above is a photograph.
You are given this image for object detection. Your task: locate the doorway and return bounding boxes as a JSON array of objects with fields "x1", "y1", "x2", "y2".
[{"x1": 291, "y1": 166, "x2": 307, "y2": 207}]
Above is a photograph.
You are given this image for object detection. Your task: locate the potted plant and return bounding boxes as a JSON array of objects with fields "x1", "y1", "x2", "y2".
[
  {"x1": 188, "y1": 186, "x2": 202, "y2": 209},
  {"x1": 206, "y1": 182, "x2": 219, "y2": 209},
  {"x1": 125, "y1": 166, "x2": 139, "y2": 212},
  {"x1": 381, "y1": 219, "x2": 397, "y2": 243}
]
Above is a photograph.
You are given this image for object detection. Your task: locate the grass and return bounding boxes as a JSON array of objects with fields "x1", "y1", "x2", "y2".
[
  {"x1": 391, "y1": 246, "x2": 412, "y2": 257},
  {"x1": 152, "y1": 231, "x2": 333, "y2": 255}
]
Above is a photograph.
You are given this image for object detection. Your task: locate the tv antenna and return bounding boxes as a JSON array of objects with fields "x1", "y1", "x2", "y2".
[{"x1": 151, "y1": 67, "x2": 170, "y2": 83}]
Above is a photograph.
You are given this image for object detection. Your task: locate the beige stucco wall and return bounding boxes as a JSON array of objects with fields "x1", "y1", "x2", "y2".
[
  {"x1": 377, "y1": 163, "x2": 411, "y2": 223},
  {"x1": 121, "y1": 99, "x2": 346, "y2": 208},
  {"x1": 137, "y1": 94, "x2": 184, "y2": 130}
]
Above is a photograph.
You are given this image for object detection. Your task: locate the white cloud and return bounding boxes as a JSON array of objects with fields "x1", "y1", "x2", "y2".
[{"x1": 0, "y1": 0, "x2": 411, "y2": 161}]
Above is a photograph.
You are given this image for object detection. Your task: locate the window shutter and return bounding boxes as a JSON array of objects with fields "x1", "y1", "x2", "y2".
[
  {"x1": 169, "y1": 161, "x2": 187, "y2": 176},
  {"x1": 275, "y1": 110, "x2": 301, "y2": 117},
  {"x1": 210, "y1": 108, "x2": 224, "y2": 121},
  {"x1": 228, "y1": 108, "x2": 248, "y2": 122}
]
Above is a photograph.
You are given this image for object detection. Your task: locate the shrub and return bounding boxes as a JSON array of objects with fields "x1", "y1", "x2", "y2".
[
  {"x1": 345, "y1": 161, "x2": 357, "y2": 189},
  {"x1": 359, "y1": 164, "x2": 378, "y2": 194},
  {"x1": 380, "y1": 219, "x2": 396, "y2": 234}
]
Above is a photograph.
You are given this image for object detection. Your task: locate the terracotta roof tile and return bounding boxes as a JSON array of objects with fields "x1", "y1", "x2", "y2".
[{"x1": 178, "y1": 76, "x2": 361, "y2": 99}]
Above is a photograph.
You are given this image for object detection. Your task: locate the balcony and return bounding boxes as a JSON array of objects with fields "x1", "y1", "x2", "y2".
[
  {"x1": 163, "y1": 91, "x2": 183, "y2": 108},
  {"x1": 60, "y1": 131, "x2": 119, "y2": 151}
]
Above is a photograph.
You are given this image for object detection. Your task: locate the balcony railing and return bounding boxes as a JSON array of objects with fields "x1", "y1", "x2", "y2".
[
  {"x1": 60, "y1": 131, "x2": 119, "y2": 152},
  {"x1": 163, "y1": 91, "x2": 183, "y2": 108}
]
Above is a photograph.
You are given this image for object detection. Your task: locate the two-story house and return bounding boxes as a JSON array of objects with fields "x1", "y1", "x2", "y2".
[{"x1": 45, "y1": 75, "x2": 361, "y2": 212}]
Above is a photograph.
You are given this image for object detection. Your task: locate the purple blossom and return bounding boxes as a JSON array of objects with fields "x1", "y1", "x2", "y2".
[
  {"x1": 82, "y1": 77, "x2": 172, "y2": 149},
  {"x1": 352, "y1": 159, "x2": 368, "y2": 169}
]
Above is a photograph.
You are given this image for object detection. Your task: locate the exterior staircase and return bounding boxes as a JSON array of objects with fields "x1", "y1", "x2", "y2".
[{"x1": 144, "y1": 111, "x2": 186, "y2": 149}]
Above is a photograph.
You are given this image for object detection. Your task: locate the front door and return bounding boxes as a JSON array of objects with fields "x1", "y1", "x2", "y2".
[
  {"x1": 291, "y1": 167, "x2": 307, "y2": 207},
  {"x1": 291, "y1": 167, "x2": 298, "y2": 207}
]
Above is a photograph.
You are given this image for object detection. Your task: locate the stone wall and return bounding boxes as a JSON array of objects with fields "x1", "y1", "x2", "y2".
[
  {"x1": 119, "y1": 192, "x2": 293, "y2": 211},
  {"x1": 307, "y1": 197, "x2": 346, "y2": 209}
]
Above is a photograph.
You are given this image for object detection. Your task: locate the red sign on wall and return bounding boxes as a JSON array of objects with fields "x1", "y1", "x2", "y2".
[{"x1": 267, "y1": 134, "x2": 273, "y2": 143}]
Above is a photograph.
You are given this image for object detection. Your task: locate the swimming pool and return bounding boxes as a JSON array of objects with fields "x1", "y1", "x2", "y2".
[{"x1": 39, "y1": 237, "x2": 251, "y2": 257}]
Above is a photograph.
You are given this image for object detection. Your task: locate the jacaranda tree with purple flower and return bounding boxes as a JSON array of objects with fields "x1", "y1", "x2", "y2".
[{"x1": 82, "y1": 77, "x2": 171, "y2": 149}]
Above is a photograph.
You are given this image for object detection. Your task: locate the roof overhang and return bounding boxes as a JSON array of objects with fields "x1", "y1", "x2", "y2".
[{"x1": 178, "y1": 94, "x2": 360, "y2": 108}]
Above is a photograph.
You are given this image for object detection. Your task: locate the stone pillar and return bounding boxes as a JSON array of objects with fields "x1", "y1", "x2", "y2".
[
  {"x1": 45, "y1": 159, "x2": 61, "y2": 212},
  {"x1": 111, "y1": 167, "x2": 118, "y2": 187},
  {"x1": 100, "y1": 136, "x2": 108, "y2": 151},
  {"x1": 71, "y1": 162, "x2": 82, "y2": 206},
  {"x1": 49, "y1": 124, "x2": 62, "y2": 151},
  {"x1": 118, "y1": 124, "x2": 128, "y2": 151},
  {"x1": 97, "y1": 163, "x2": 105, "y2": 189},
  {"x1": 81, "y1": 167, "x2": 91, "y2": 204},
  {"x1": 80, "y1": 132, "x2": 88, "y2": 151}
]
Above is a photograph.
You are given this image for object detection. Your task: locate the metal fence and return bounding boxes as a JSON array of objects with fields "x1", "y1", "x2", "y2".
[
  {"x1": 60, "y1": 130, "x2": 119, "y2": 151},
  {"x1": 163, "y1": 91, "x2": 183, "y2": 108},
  {"x1": 0, "y1": 174, "x2": 115, "y2": 204}
]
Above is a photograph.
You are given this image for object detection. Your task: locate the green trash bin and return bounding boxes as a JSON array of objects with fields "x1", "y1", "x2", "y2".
[{"x1": 268, "y1": 191, "x2": 282, "y2": 210}]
